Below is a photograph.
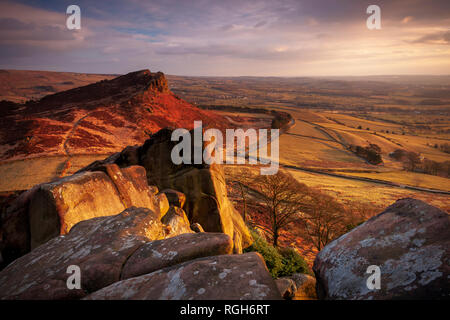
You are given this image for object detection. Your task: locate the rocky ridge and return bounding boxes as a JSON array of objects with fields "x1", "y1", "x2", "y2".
[{"x1": 0, "y1": 70, "x2": 227, "y2": 160}]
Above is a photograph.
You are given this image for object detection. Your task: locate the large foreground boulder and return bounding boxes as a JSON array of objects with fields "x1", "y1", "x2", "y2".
[
  {"x1": 313, "y1": 198, "x2": 450, "y2": 300},
  {"x1": 0, "y1": 207, "x2": 268, "y2": 300},
  {"x1": 85, "y1": 252, "x2": 281, "y2": 300},
  {"x1": 0, "y1": 164, "x2": 161, "y2": 266},
  {"x1": 0, "y1": 207, "x2": 167, "y2": 300}
]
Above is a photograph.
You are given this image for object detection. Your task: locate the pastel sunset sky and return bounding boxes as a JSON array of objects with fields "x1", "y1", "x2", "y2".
[{"x1": 0, "y1": 0, "x2": 449, "y2": 76}]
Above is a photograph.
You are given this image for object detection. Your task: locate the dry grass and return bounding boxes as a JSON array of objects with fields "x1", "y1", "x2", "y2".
[
  {"x1": 335, "y1": 170, "x2": 450, "y2": 192},
  {"x1": 287, "y1": 169, "x2": 449, "y2": 212},
  {"x1": 0, "y1": 154, "x2": 111, "y2": 192}
]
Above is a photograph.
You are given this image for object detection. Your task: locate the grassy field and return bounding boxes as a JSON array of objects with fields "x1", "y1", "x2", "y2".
[
  {"x1": 0, "y1": 154, "x2": 111, "y2": 192},
  {"x1": 287, "y1": 169, "x2": 449, "y2": 212}
]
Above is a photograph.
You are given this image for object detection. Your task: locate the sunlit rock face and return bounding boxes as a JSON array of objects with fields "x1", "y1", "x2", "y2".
[
  {"x1": 313, "y1": 198, "x2": 450, "y2": 300},
  {"x1": 134, "y1": 128, "x2": 252, "y2": 253},
  {"x1": 0, "y1": 164, "x2": 162, "y2": 265},
  {"x1": 79, "y1": 128, "x2": 253, "y2": 254},
  {"x1": 276, "y1": 274, "x2": 317, "y2": 300},
  {"x1": 0, "y1": 70, "x2": 227, "y2": 161}
]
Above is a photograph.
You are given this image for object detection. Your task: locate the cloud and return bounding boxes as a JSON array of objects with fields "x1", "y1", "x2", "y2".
[
  {"x1": 0, "y1": 18, "x2": 77, "y2": 41},
  {"x1": 254, "y1": 21, "x2": 267, "y2": 28},
  {"x1": 410, "y1": 31, "x2": 450, "y2": 45}
]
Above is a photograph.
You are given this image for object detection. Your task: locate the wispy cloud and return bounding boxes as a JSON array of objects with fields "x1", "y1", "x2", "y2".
[{"x1": 410, "y1": 31, "x2": 450, "y2": 45}]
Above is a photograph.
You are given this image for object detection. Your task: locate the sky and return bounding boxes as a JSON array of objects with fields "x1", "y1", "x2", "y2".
[{"x1": 0, "y1": 0, "x2": 449, "y2": 76}]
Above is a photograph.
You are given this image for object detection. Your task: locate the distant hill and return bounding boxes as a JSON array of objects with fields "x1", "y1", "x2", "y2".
[
  {"x1": 0, "y1": 69, "x2": 228, "y2": 160},
  {"x1": 0, "y1": 69, "x2": 118, "y2": 103}
]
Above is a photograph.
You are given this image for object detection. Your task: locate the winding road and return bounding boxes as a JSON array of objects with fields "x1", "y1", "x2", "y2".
[{"x1": 241, "y1": 116, "x2": 450, "y2": 195}]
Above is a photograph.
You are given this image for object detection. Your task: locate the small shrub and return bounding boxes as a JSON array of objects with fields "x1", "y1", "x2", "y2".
[
  {"x1": 244, "y1": 229, "x2": 283, "y2": 277},
  {"x1": 278, "y1": 247, "x2": 311, "y2": 277},
  {"x1": 244, "y1": 229, "x2": 311, "y2": 278}
]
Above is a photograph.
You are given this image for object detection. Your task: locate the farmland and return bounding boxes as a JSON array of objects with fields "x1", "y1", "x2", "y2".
[{"x1": 167, "y1": 75, "x2": 450, "y2": 212}]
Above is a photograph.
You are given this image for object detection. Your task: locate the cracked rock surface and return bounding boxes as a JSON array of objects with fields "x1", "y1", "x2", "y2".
[
  {"x1": 85, "y1": 252, "x2": 282, "y2": 300},
  {"x1": 0, "y1": 207, "x2": 165, "y2": 299},
  {"x1": 313, "y1": 198, "x2": 450, "y2": 300},
  {"x1": 0, "y1": 207, "x2": 279, "y2": 300}
]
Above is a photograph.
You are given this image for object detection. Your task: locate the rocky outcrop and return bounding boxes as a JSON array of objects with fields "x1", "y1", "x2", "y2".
[
  {"x1": 313, "y1": 198, "x2": 450, "y2": 300},
  {"x1": 139, "y1": 129, "x2": 252, "y2": 253},
  {"x1": 1, "y1": 125, "x2": 252, "y2": 264},
  {"x1": 85, "y1": 252, "x2": 281, "y2": 300},
  {"x1": 0, "y1": 208, "x2": 279, "y2": 300},
  {"x1": 0, "y1": 164, "x2": 161, "y2": 265},
  {"x1": 79, "y1": 128, "x2": 252, "y2": 253},
  {"x1": 0, "y1": 207, "x2": 167, "y2": 299}
]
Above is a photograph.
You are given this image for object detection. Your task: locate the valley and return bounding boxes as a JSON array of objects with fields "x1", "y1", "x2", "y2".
[{"x1": 1, "y1": 70, "x2": 448, "y2": 211}]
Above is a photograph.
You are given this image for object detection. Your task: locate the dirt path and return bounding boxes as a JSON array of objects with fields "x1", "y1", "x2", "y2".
[
  {"x1": 62, "y1": 112, "x2": 93, "y2": 157},
  {"x1": 58, "y1": 112, "x2": 93, "y2": 177}
]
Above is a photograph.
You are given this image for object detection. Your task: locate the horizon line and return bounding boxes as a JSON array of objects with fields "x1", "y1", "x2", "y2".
[{"x1": 2, "y1": 68, "x2": 450, "y2": 78}]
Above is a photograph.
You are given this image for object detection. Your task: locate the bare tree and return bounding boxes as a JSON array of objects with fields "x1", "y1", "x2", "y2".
[
  {"x1": 250, "y1": 170, "x2": 309, "y2": 247},
  {"x1": 298, "y1": 190, "x2": 346, "y2": 251},
  {"x1": 343, "y1": 200, "x2": 378, "y2": 231}
]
